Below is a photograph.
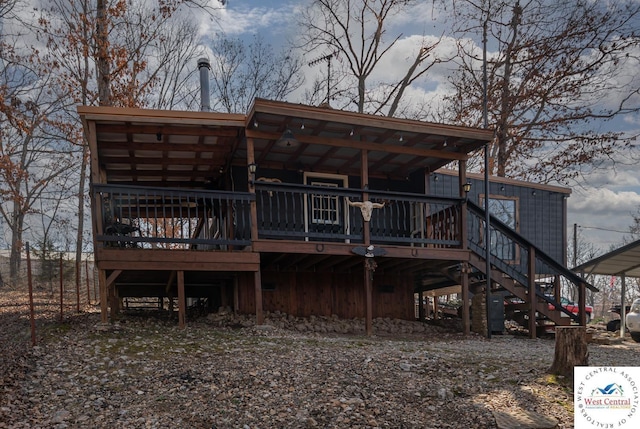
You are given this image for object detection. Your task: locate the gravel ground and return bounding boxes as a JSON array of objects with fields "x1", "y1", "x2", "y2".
[{"x1": 2, "y1": 288, "x2": 640, "y2": 429}]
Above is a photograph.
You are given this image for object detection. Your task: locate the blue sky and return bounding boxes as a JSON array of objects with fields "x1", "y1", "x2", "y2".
[{"x1": 210, "y1": 0, "x2": 640, "y2": 255}]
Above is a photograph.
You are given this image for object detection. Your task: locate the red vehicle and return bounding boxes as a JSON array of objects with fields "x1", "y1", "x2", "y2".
[{"x1": 549, "y1": 297, "x2": 593, "y2": 322}]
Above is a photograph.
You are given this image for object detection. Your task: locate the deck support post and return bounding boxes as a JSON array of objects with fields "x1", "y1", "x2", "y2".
[
  {"x1": 254, "y1": 270, "x2": 264, "y2": 325},
  {"x1": 620, "y1": 275, "x2": 626, "y2": 338},
  {"x1": 99, "y1": 269, "x2": 108, "y2": 323},
  {"x1": 109, "y1": 282, "x2": 118, "y2": 321},
  {"x1": 177, "y1": 270, "x2": 186, "y2": 329},
  {"x1": 233, "y1": 276, "x2": 239, "y2": 313},
  {"x1": 579, "y1": 279, "x2": 587, "y2": 327},
  {"x1": 364, "y1": 260, "x2": 373, "y2": 336},
  {"x1": 459, "y1": 162, "x2": 470, "y2": 336},
  {"x1": 528, "y1": 247, "x2": 537, "y2": 339},
  {"x1": 418, "y1": 290, "x2": 425, "y2": 321},
  {"x1": 461, "y1": 263, "x2": 470, "y2": 336},
  {"x1": 360, "y1": 148, "x2": 373, "y2": 336},
  {"x1": 101, "y1": 270, "x2": 121, "y2": 323}
]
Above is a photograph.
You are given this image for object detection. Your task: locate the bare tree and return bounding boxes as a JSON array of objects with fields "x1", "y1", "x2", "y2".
[
  {"x1": 297, "y1": 0, "x2": 446, "y2": 116},
  {"x1": 151, "y1": 18, "x2": 202, "y2": 110},
  {"x1": 0, "y1": 70, "x2": 78, "y2": 283},
  {"x1": 208, "y1": 34, "x2": 305, "y2": 114},
  {"x1": 35, "y1": 0, "x2": 221, "y2": 293},
  {"x1": 443, "y1": 0, "x2": 640, "y2": 184}
]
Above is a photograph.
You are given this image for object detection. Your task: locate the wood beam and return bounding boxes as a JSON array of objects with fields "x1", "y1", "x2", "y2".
[
  {"x1": 165, "y1": 270, "x2": 176, "y2": 294},
  {"x1": 97, "y1": 261, "x2": 259, "y2": 271},
  {"x1": 252, "y1": 240, "x2": 471, "y2": 261},
  {"x1": 249, "y1": 99, "x2": 494, "y2": 141},
  {"x1": 96, "y1": 123, "x2": 239, "y2": 137},
  {"x1": 106, "y1": 269, "x2": 123, "y2": 287},
  {"x1": 100, "y1": 141, "x2": 231, "y2": 153},
  {"x1": 245, "y1": 130, "x2": 469, "y2": 161}
]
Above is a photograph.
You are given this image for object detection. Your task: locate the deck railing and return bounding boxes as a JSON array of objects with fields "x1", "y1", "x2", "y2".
[
  {"x1": 93, "y1": 184, "x2": 254, "y2": 249},
  {"x1": 255, "y1": 182, "x2": 464, "y2": 247},
  {"x1": 92, "y1": 183, "x2": 465, "y2": 250}
]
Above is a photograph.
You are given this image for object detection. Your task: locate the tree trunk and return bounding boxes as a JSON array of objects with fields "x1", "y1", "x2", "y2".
[
  {"x1": 96, "y1": 0, "x2": 111, "y2": 106},
  {"x1": 9, "y1": 211, "x2": 25, "y2": 283},
  {"x1": 549, "y1": 326, "x2": 588, "y2": 378},
  {"x1": 74, "y1": 142, "x2": 88, "y2": 305}
]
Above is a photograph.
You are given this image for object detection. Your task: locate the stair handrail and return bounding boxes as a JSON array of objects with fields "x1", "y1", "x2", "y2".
[
  {"x1": 466, "y1": 200, "x2": 596, "y2": 324},
  {"x1": 466, "y1": 200, "x2": 595, "y2": 290}
]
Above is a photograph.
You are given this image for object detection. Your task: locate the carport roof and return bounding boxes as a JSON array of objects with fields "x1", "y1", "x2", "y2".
[{"x1": 573, "y1": 239, "x2": 640, "y2": 277}]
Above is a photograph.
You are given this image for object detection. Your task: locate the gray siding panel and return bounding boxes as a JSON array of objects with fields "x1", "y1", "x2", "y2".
[{"x1": 429, "y1": 173, "x2": 567, "y2": 265}]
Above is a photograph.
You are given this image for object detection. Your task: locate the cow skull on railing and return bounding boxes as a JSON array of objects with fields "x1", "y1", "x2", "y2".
[{"x1": 346, "y1": 199, "x2": 385, "y2": 222}]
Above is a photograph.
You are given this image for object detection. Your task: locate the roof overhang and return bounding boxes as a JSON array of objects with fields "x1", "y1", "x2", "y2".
[
  {"x1": 79, "y1": 106, "x2": 245, "y2": 188},
  {"x1": 574, "y1": 239, "x2": 640, "y2": 278},
  {"x1": 78, "y1": 99, "x2": 495, "y2": 187},
  {"x1": 244, "y1": 98, "x2": 494, "y2": 180}
]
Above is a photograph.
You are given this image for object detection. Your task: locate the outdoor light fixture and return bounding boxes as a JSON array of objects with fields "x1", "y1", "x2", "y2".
[
  {"x1": 462, "y1": 181, "x2": 472, "y2": 194},
  {"x1": 248, "y1": 163, "x2": 257, "y2": 185},
  {"x1": 276, "y1": 129, "x2": 299, "y2": 148}
]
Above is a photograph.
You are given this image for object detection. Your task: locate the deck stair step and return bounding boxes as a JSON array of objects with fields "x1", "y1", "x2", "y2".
[{"x1": 469, "y1": 252, "x2": 575, "y2": 329}]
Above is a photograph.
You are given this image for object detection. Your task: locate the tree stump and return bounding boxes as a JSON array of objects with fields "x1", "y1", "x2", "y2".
[{"x1": 549, "y1": 326, "x2": 588, "y2": 378}]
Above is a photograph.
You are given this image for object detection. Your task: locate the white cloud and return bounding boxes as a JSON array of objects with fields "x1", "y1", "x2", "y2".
[
  {"x1": 198, "y1": 1, "x2": 298, "y2": 38},
  {"x1": 567, "y1": 183, "x2": 640, "y2": 250}
]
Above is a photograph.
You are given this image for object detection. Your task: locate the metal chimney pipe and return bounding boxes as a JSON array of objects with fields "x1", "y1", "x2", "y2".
[{"x1": 197, "y1": 57, "x2": 211, "y2": 112}]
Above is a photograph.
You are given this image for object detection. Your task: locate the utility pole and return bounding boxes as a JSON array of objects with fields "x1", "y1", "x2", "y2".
[{"x1": 573, "y1": 223, "x2": 578, "y2": 268}]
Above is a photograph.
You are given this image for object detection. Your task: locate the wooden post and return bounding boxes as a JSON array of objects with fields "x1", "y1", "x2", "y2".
[
  {"x1": 433, "y1": 297, "x2": 439, "y2": 320},
  {"x1": 364, "y1": 262, "x2": 373, "y2": 336},
  {"x1": 254, "y1": 270, "x2": 264, "y2": 325},
  {"x1": 621, "y1": 275, "x2": 627, "y2": 338},
  {"x1": 98, "y1": 269, "x2": 107, "y2": 323},
  {"x1": 177, "y1": 270, "x2": 186, "y2": 329},
  {"x1": 75, "y1": 260, "x2": 81, "y2": 313},
  {"x1": 361, "y1": 148, "x2": 373, "y2": 336},
  {"x1": 85, "y1": 259, "x2": 91, "y2": 305},
  {"x1": 233, "y1": 276, "x2": 239, "y2": 313},
  {"x1": 459, "y1": 160, "x2": 468, "y2": 251},
  {"x1": 461, "y1": 263, "x2": 470, "y2": 336},
  {"x1": 93, "y1": 265, "x2": 97, "y2": 303},
  {"x1": 246, "y1": 137, "x2": 259, "y2": 242},
  {"x1": 549, "y1": 326, "x2": 588, "y2": 378},
  {"x1": 26, "y1": 243, "x2": 36, "y2": 346},
  {"x1": 60, "y1": 253, "x2": 65, "y2": 322},
  {"x1": 108, "y1": 280, "x2": 117, "y2": 321},
  {"x1": 528, "y1": 246, "x2": 537, "y2": 339},
  {"x1": 579, "y1": 279, "x2": 587, "y2": 326},
  {"x1": 418, "y1": 290, "x2": 425, "y2": 321}
]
